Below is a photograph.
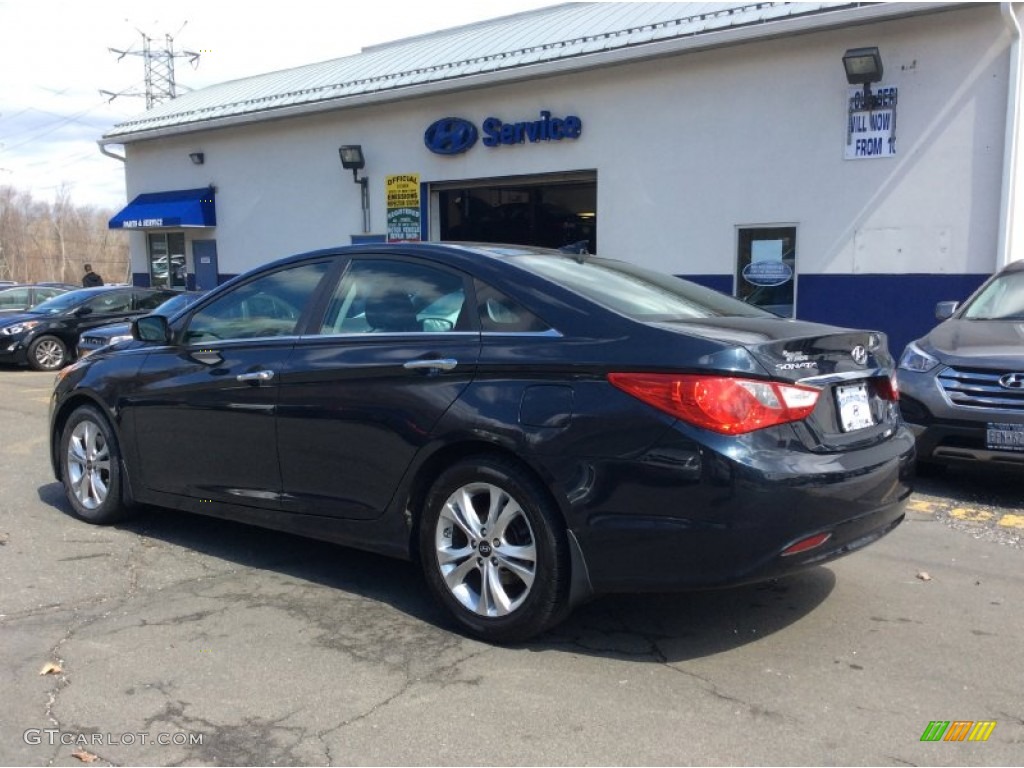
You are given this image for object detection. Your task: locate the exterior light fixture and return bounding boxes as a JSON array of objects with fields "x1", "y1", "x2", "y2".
[
  {"x1": 338, "y1": 145, "x2": 365, "y2": 172},
  {"x1": 189, "y1": 152, "x2": 205, "y2": 165},
  {"x1": 843, "y1": 47, "x2": 883, "y2": 110},
  {"x1": 338, "y1": 145, "x2": 370, "y2": 233}
]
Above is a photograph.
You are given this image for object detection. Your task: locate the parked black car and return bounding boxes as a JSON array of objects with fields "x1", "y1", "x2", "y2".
[
  {"x1": 1, "y1": 286, "x2": 177, "y2": 371},
  {"x1": 898, "y1": 259, "x2": 1024, "y2": 469},
  {"x1": 49, "y1": 243, "x2": 914, "y2": 642},
  {"x1": 0, "y1": 284, "x2": 74, "y2": 315},
  {"x1": 77, "y1": 291, "x2": 206, "y2": 358}
]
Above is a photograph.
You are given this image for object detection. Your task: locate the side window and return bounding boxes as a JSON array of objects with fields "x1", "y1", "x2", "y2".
[
  {"x1": 0, "y1": 288, "x2": 29, "y2": 309},
  {"x1": 319, "y1": 259, "x2": 466, "y2": 335},
  {"x1": 184, "y1": 262, "x2": 328, "y2": 343},
  {"x1": 474, "y1": 280, "x2": 551, "y2": 333},
  {"x1": 37, "y1": 288, "x2": 63, "y2": 302},
  {"x1": 136, "y1": 290, "x2": 176, "y2": 311},
  {"x1": 86, "y1": 292, "x2": 132, "y2": 315}
]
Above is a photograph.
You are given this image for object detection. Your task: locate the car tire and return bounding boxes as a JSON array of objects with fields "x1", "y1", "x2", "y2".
[
  {"x1": 419, "y1": 456, "x2": 570, "y2": 643},
  {"x1": 59, "y1": 405, "x2": 131, "y2": 525},
  {"x1": 27, "y1": 335, "x2": 68, "y2": 371}
]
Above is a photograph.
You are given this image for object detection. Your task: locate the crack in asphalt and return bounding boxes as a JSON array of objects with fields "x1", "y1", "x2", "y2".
[
  {"x1": 11, "y1": 516, "x2": 497, "y2": 766},
  {"x1": 138, "y1": 699, "x2": 309, "y2": 766},
  {"x1": 543, "y1": 602, "x2": 798, "y2": 726},
  {"x1": 42, "y1": 607, "x2": 114, "y2": 768},
  {"x1": 312, "y1": 646, "x2": 493, "y2": 765}
]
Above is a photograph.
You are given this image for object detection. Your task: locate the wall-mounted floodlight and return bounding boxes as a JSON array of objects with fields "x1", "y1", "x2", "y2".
[
  {"x1": 338, "y1": 145, "x2": 365, "y2": 173},
  {"x1": 843, "y1": 47, "x2": 883, "y2": 109},
  {"x1": 338, "y1": 145, "x2": 370, "y2": 233},
  {"x1": 189, "y1": 152, "x2": 205, "y2": 165}
]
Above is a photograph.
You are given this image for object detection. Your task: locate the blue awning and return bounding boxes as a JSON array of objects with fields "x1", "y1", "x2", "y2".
[{"x1": 109, "y1": 187, "x2": 216, "y2": 230}]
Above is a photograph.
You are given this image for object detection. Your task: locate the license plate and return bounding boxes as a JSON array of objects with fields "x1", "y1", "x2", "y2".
[
  {"x1": 835, "y1": 383, "x2": 874, "y2": 432},
  {"x1": 986, "y1": 422, "x2": 1024, "y2": 452}
]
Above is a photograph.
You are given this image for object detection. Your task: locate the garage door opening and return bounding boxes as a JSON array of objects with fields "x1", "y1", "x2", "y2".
[{"x1": 437, "y1": 177, "x2": 596, "y2": 254}]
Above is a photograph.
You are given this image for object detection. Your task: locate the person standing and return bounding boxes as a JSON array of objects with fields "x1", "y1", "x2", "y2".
[{"x1": 82, "y1": 264, "x2": 104, "y2": 287}]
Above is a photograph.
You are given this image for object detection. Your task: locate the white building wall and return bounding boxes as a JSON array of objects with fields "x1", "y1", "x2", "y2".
[{"x1": 121, "y1": 5, "x2": 1009, "y2": 285}]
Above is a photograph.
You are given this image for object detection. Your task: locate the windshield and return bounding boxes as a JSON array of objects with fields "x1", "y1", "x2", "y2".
[
  {"x1": 27, "y1": 289, "x2": 93, "y2": 315},
  {"x1": 512, "y1": 255, "x2": 776, "y2": 321},
  {"x1": 961, "y1": 270, "x2": 1024, "y2": 320}
]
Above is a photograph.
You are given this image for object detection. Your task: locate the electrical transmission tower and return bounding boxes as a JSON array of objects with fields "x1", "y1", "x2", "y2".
[{"x1": 103, "y1": 31, "x2": 200, "y2": 110}]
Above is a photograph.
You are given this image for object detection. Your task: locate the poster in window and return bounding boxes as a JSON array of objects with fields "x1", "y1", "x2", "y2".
[
  {"x1": 736, "y1": 227, "x2": 796, "y2": 318},
  {"x1": 386, "y1": 174, "x2": 421, "y2": 243}
]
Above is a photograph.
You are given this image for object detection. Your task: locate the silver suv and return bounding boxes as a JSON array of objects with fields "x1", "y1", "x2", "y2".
[{"x1": 897, "y1": 260, "x2": 1024, "y2": 469}]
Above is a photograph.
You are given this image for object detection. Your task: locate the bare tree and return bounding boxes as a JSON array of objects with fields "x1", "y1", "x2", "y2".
[{"x1": 0, "y1": 184, "x2": 128, "y2": 284}]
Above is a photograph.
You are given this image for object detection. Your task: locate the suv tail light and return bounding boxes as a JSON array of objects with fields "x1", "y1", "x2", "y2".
[{"x1": 608, "y1": 372, "x2": 820, "y2": 435}]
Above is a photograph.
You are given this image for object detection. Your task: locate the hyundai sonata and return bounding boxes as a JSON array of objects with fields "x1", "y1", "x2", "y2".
[{"x1": 49, "y1": 243, "x2": 914, "y2": 642}]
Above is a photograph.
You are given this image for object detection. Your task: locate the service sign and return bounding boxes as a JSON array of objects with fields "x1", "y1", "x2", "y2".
[
  {"x1": 424, "y1": 111, "x2": 582, "y2": 155},
  {"x1": 845, "y1": 85, "x2": 898, "y2": 160},
  {"x1": 386, "y1": 174, "x2": 421, "y2": 243}
]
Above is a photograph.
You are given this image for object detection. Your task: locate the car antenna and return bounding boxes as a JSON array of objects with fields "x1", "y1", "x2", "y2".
[{"x1": 559, "y1": 240, "x2": 590, "y2": 263}]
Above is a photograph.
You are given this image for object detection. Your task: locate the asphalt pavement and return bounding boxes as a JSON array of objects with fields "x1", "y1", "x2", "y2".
[{"x1": 0, "y1": 368, "x2": 1021, "y2": 766}]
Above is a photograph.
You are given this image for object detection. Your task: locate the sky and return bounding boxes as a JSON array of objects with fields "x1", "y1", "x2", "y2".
[{"x1": 0, "y1": 0, "x2": 561, "y2": 211}]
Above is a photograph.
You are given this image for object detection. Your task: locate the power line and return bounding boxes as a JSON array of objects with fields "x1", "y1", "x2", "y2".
[{"x1": 104, "y1": 30, "x2": 200, "y2": 110}]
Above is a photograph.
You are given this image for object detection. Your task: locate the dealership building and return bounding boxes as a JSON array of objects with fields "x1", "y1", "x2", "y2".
[{"x1": 101, "y1": 1, "x2": 1024, "y2": 354}]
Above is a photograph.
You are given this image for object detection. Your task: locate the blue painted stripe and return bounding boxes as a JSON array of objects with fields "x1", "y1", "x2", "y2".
[
  {"x1": 680, "y1": 273, "x2": 990, "y2": 356},
  {"x1": 797, "y1": 273, "x2": 988, "y2": 356}
]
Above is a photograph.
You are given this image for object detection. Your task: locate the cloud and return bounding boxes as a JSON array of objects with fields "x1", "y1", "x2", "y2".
[{"x1": 0, "y1": 0, "x2": 558, "y2": 209}]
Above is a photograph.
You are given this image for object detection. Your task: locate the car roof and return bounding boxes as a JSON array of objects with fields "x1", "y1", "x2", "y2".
[
  {"x1": 270, "y1": 241, "x2": 558, "y2": 269},
  {"x1": 1, "y1": 284, "x2": 66, "y2": 294}
]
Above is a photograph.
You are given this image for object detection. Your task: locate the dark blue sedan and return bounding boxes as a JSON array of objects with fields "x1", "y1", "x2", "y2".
[
  {"x1": 77, "y1": 291, "x2": 206, "y2": 357},
  {"x1": 48, "y1": 243, "x2": 914, "y2": 642}
]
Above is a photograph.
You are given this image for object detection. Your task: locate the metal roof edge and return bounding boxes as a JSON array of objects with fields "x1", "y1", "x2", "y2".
[{"x1": 99, "y1": 1, "x2": 972, "y2": 147}]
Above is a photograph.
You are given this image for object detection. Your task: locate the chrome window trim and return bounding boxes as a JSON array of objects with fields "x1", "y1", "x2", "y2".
[
  {"x1": 297, "y1": 329, "x2": 564, "y2": 340},
  {"x1": 182, "y1": 334, "x2": 303, "y2": 347},
  {"x1": 481, "y1": 329, "x2": 563, "y2": 338},
  {"x1": 797, "y1": 368, "x2": 887, "y2": 388},
  {"x1": 299, "y1": 331, "x2": 481, "y2": 341}
]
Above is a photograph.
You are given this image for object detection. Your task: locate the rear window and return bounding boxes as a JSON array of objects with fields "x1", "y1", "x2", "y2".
[{"x1": 512, "y1": 255, "x2": 775, "y2": 321}]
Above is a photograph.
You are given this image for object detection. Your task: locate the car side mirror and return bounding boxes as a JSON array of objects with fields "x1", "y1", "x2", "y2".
[
  {"x1": 934, "y1": 301, "x2": 959, "y2": 321},
  {"x1": 74, "y1": 306, "x2": 93, "y2": 317},
  {"x1": 134, "y1": 315, "x2": 171, "y2": 343}
]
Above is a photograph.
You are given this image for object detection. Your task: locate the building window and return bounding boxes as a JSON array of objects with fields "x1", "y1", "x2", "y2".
[
  {"x1": 736, "y1": 226, "x2": 797, "y2": 318},
  {"x1": 148, "y1": 232, "x2": 187, "y2": 290}
]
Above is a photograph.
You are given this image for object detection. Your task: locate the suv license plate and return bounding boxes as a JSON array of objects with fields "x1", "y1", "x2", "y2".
[
  {"x1": 836, "y1": 383, "x2": 874, "y2": 432},
  {"x1": 986, "y1": 423, "x2": 1024, "y2": 452}
]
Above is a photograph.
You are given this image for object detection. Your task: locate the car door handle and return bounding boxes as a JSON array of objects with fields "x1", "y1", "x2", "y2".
[
  {"x1": 403, "y1": 358, "x2": 458, "y2": 372},
  {"x1": 236, "y1": 370, "x2": 275, "y2": 383}
]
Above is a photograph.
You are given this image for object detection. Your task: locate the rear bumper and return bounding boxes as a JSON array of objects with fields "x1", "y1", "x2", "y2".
[{"x1": 568, "y1": 425, "x2": 916, "y2": 593}]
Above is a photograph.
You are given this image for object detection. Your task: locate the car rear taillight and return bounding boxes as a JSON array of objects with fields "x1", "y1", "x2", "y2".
[
  {"x1": 875, "y1": 374, "x2": 899, "y2": 401},
  {"x1": 607, "y1": 372, "x2": 820, "y2": 435}
]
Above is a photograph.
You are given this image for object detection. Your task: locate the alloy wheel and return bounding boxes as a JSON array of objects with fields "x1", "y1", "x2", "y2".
[
  {"x1": 433, "y1": 481, "x2": 538, "y2": 618},
  {"x1": 66, "y1": 419, "x2": 111, "y2": 510},
  {"x1": 32, "y1": 337, "x2": 65, "y2": 369}
]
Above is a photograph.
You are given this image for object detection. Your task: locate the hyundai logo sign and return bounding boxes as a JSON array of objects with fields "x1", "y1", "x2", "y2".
[
  {"x1": 424, "y1": 111, "x2": 583, "y2": 155},
  {"x1": 999, "y1": 372, "x2": 1024, "y2": 390},
  {"x1": 424, "y1": 117, "x2": 478, "y2": 155}
]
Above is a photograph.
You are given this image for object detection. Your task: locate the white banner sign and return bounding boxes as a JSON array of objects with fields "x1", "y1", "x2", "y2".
[{"x1": 845, "y1": 85, "x2": 898, "y2": 160}]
